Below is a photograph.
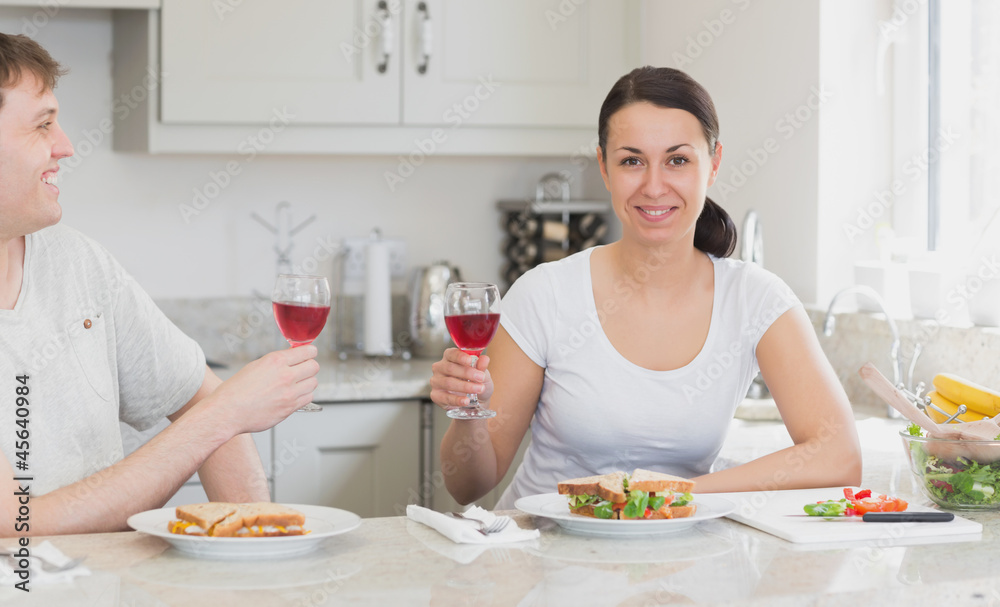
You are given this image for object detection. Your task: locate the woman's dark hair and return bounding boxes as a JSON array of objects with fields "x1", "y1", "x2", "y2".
[{"x1": 598, "y1": 66, "x2": 737, "y2": 258}]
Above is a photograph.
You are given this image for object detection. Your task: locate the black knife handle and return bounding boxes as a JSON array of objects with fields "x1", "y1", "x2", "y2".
[{"x1": 862, "y1": 512, "x2": 954, "y2": 523}]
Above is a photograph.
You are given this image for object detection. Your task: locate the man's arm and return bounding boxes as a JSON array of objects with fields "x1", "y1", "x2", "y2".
[
  {"x1": 0, "y1": 347, "x2": 318, "y2": 536},
  {"x1": 170, "y1": 368, "x2": 270, "y2": 502}
]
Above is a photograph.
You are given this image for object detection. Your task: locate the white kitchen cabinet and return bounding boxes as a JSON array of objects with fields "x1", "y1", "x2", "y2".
[
  {"x1": 272, "y1": 401, "x2": 421, "y2": 518},
  {"x1": 403, "y1": 0, "x2": 636, "y2": 128},
  {"x1": 0, "y1": 0, "x2": 157, "y2": 6},
  {"x1": 111, "y1": 1, "x2": 640, "y2": 155},
  {"x1": 159, "y1": 0, "x2": 398, "y2": 125}
]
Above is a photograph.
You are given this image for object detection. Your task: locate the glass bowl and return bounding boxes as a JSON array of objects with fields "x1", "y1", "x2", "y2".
[{"x1": 900, "y1": 430, "x2": 1000, "y2": 510}]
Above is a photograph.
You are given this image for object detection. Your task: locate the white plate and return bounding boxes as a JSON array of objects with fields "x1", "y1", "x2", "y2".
[
  {"x1": 515, "y1": 493, "x2": 735, "y2": 538},
  {"x1": 127, "y1": 504, "x2": 362, "y2": 559}
]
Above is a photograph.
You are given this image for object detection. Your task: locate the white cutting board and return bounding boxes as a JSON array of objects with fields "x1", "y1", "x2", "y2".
[{"x1": 718, "y1": 487, "x2": 982, "y2": 544}]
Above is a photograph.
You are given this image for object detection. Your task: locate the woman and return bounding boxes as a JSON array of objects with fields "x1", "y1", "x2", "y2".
[{"x1": 430, "y1": 66, "x2": 861, "y2": 509}]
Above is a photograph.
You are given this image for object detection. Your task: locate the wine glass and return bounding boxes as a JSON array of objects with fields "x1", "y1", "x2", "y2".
[
  {"x1": 444, "y1": 282, "x2": 501, "y2": 420},
  {"x1": 271, "y1": 274, "x2": 331, "y2": 413}
]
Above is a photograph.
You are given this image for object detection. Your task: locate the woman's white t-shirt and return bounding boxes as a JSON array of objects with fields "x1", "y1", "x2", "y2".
[{"x1": 495, "y1": 247, "x2": 800, "y2": 509}]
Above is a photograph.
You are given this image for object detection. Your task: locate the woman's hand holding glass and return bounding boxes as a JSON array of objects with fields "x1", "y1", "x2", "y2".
[
  {"x1": 434, "y1": 282, "x2": 501, "y2": 419},
  {"x1": 430, "y1": 348, "x2": 496, "y2": 415}
]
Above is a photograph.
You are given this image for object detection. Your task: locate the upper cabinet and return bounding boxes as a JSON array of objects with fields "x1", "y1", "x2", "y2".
[
  {"x1": 112, "y1": 0, "x2": 640, "y2": 155},
  {"x1": 160, "y1": 0, "x2": 399, "y2": 125}
]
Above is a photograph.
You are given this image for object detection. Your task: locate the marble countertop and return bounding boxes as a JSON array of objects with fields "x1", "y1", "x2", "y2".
[
  {"x1": 11, "y1": 418, "x2": 1000, "y2": 606},
  {"x1": 215, "y1": 356, "x2": 435, "y2": 403}
]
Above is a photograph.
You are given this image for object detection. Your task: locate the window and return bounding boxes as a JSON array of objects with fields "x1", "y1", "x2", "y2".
[{"x1": 928, "y1": 0, "x2": 1000, "y2": 254}]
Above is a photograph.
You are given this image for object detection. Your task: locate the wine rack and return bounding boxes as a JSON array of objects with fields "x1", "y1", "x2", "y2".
[{"x1": 497, "y1": 174, "x2": 611, "y2": 291}]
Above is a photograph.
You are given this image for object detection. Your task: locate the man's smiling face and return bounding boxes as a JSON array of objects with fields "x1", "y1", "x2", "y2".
[{"x1": 0, "y1": 71, "x2": 74, "y2": 240}]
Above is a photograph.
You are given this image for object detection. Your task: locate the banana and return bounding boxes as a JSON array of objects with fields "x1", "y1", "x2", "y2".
[
  {"x1": 925, "y1": 390, "x2": 988, "y2": 424},
  {"x1": 933, "y1": 373, "x2": 1000, "y2": 417}
]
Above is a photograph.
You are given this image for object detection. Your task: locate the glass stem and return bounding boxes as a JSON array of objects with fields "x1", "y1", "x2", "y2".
[{"x1": 467, "y1": 354, "x2": 480, "y2": 407}]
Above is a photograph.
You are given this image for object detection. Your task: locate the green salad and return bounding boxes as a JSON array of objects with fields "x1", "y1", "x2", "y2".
[{"x1": 906, "y1": 423, "x2": 1000, "y2": 507}]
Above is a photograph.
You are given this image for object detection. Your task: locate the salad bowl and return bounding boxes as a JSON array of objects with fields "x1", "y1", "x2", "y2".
[{"x1": 901, "y1": 430, "x2": 1000, "y2": 510}]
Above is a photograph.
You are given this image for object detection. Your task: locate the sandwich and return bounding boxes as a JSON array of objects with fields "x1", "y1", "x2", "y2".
[
  {"x1": 557, "y1": 469, "x2": 696, "y2": 520},
  {"x1": 168, "y1": 502, "x2": 308, "y2": 537}
]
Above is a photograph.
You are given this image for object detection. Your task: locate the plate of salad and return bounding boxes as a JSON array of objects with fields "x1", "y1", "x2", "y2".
[
  {"x1": 515, "y1": 493, "x2": 735, "y2": 537},
  {"x1": 901, "y1": 424, "x2": 1000, "y2": 510}
]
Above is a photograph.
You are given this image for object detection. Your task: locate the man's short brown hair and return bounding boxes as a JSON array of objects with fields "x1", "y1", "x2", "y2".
[{"x1": 0, "y1": 33, "x2": 66, "y2": 111}]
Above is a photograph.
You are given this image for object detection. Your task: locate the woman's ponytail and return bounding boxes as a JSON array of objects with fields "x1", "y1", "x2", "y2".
[{"x1": 694, "y1": 197, "x2": 737, "y2": 258}]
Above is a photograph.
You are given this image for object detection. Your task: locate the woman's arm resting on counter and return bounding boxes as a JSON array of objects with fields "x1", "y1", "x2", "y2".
[
  {"x1": 433, "y1": 327, "x2": 543, "y2": 505},
  {"x1": 693, "y1": 307, "x2": 862, "y2": 492},
  {"x1": 0, "y1": 348, "x2": 317, "y2": 535}
]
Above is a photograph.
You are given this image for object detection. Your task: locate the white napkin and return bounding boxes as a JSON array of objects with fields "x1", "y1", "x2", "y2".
[
  {"x1": 406, "y1": 505, "x2": 540, "y2": 544},
  {"x1": 0, "y1": 541, "x2": 91, "y2": 586}
]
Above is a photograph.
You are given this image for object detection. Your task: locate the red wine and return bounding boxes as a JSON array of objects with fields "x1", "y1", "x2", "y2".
[
  {"x1": 445, "y1": 313, "x2": 500, "y2": 355},
  {"x1": 273, "y1": 301, "x2": 331, "y2": 346}
]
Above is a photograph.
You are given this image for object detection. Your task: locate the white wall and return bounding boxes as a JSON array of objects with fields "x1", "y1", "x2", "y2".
[
  {"x1": 1, "y1": 8, "x2": 607, "y2": 300},
  {"x1": 642, "y1": 0, "x2": 822, "y2": 302},
  {"x1": 642, "y1": 0, "x2": 893, "y2": 306}
]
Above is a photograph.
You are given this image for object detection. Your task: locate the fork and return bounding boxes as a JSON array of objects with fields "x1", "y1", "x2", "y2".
[{"x1": 446, "y1": 512, "x2": 512, "y2": 535}]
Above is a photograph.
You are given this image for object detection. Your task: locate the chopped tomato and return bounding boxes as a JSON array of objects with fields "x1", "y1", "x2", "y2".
[{"x1": 841, "y1": 488, "x2": 908, "y2": 515}]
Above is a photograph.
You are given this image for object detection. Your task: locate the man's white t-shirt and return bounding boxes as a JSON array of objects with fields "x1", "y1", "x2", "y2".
[
  {"x1": 0, "y1": 225, "x2": 206, "y2": 496},
  {"x1": 495, "y1": 247, "x2": 800, "y2": 509}
]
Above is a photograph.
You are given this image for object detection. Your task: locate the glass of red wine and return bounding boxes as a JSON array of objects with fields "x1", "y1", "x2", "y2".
[
  {"x1": 271, "y1": 274, "x2": 331, "y2": 413},
  {"x1": 444, "y1": 282, "x2": 501, "y2": 420}
]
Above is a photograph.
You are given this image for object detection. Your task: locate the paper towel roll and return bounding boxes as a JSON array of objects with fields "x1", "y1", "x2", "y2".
[{"x1": 363, "y1": 239, "x2": 393, "y2": 356}]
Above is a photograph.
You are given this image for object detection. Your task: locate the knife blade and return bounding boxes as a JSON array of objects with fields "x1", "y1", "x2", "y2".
[{"x1": 785, "y1": 512, "x2": 954, "y2": 522}]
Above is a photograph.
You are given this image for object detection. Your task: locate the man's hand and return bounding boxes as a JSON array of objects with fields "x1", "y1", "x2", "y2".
[{"x1": 205, "y1": 346, "x2": 320, "y2": 434}]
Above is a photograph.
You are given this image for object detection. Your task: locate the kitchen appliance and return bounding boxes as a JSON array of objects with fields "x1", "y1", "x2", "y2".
[
  {"x1": 334, "y1": 230, "x2": 408, "y2": 358},
  {"x1": 409, "y1": 262, "x2": 461, "y2": 359}
]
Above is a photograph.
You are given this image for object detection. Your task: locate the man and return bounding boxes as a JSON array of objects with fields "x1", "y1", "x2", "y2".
[{"x1": 0, "y1": 33, "x2": 319, "y2": 535}]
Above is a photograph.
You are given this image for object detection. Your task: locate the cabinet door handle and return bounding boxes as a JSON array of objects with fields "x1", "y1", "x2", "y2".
[
  {"x1": 376, "y1": 0, "x2": 394, "y2": 74},
  {"x1": 416, "y1": 1, "x2": 432, "y2": 74}
]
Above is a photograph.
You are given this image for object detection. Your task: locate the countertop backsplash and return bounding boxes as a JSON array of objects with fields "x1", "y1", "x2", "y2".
[
  {"x1": 156, "y1": 297, "x2": 1000, "y2": 416},
  {"x1": 156, "y1": 296, "x2": 413, "y2": 365},
  {"x1": 809, "y1": 308, "x2": 1000, "y2": 416}
]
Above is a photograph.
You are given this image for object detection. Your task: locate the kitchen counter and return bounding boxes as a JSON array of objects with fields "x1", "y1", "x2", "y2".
[
  {"x1": 215, "y1": 356, "x2": 435, "y2": 403},
  {"x1": 10, "y1": 418, "x2": 1000, "y2": 606}
]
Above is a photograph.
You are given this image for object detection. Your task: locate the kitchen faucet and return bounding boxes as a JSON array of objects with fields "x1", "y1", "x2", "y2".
[
  {"x1": 823, "y1": 285, "x2": 923, "y2": 417},
  {"x1": 741, "y1": 210, "x2": 770, "y2": 400}
]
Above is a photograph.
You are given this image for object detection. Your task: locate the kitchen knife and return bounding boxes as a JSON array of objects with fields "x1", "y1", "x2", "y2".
[{"x1": 786, "y1": 512, "x2": 955, "y2": 522}]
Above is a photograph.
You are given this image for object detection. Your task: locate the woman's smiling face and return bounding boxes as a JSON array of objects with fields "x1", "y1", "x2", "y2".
[{"x1": 598, "y1": 101, "x2": 722, "y2": 248}]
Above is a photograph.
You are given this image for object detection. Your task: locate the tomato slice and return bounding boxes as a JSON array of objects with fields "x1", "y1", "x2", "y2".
[{"x1": 850, "y1": 496, "x2": 909, "y2": 514}]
